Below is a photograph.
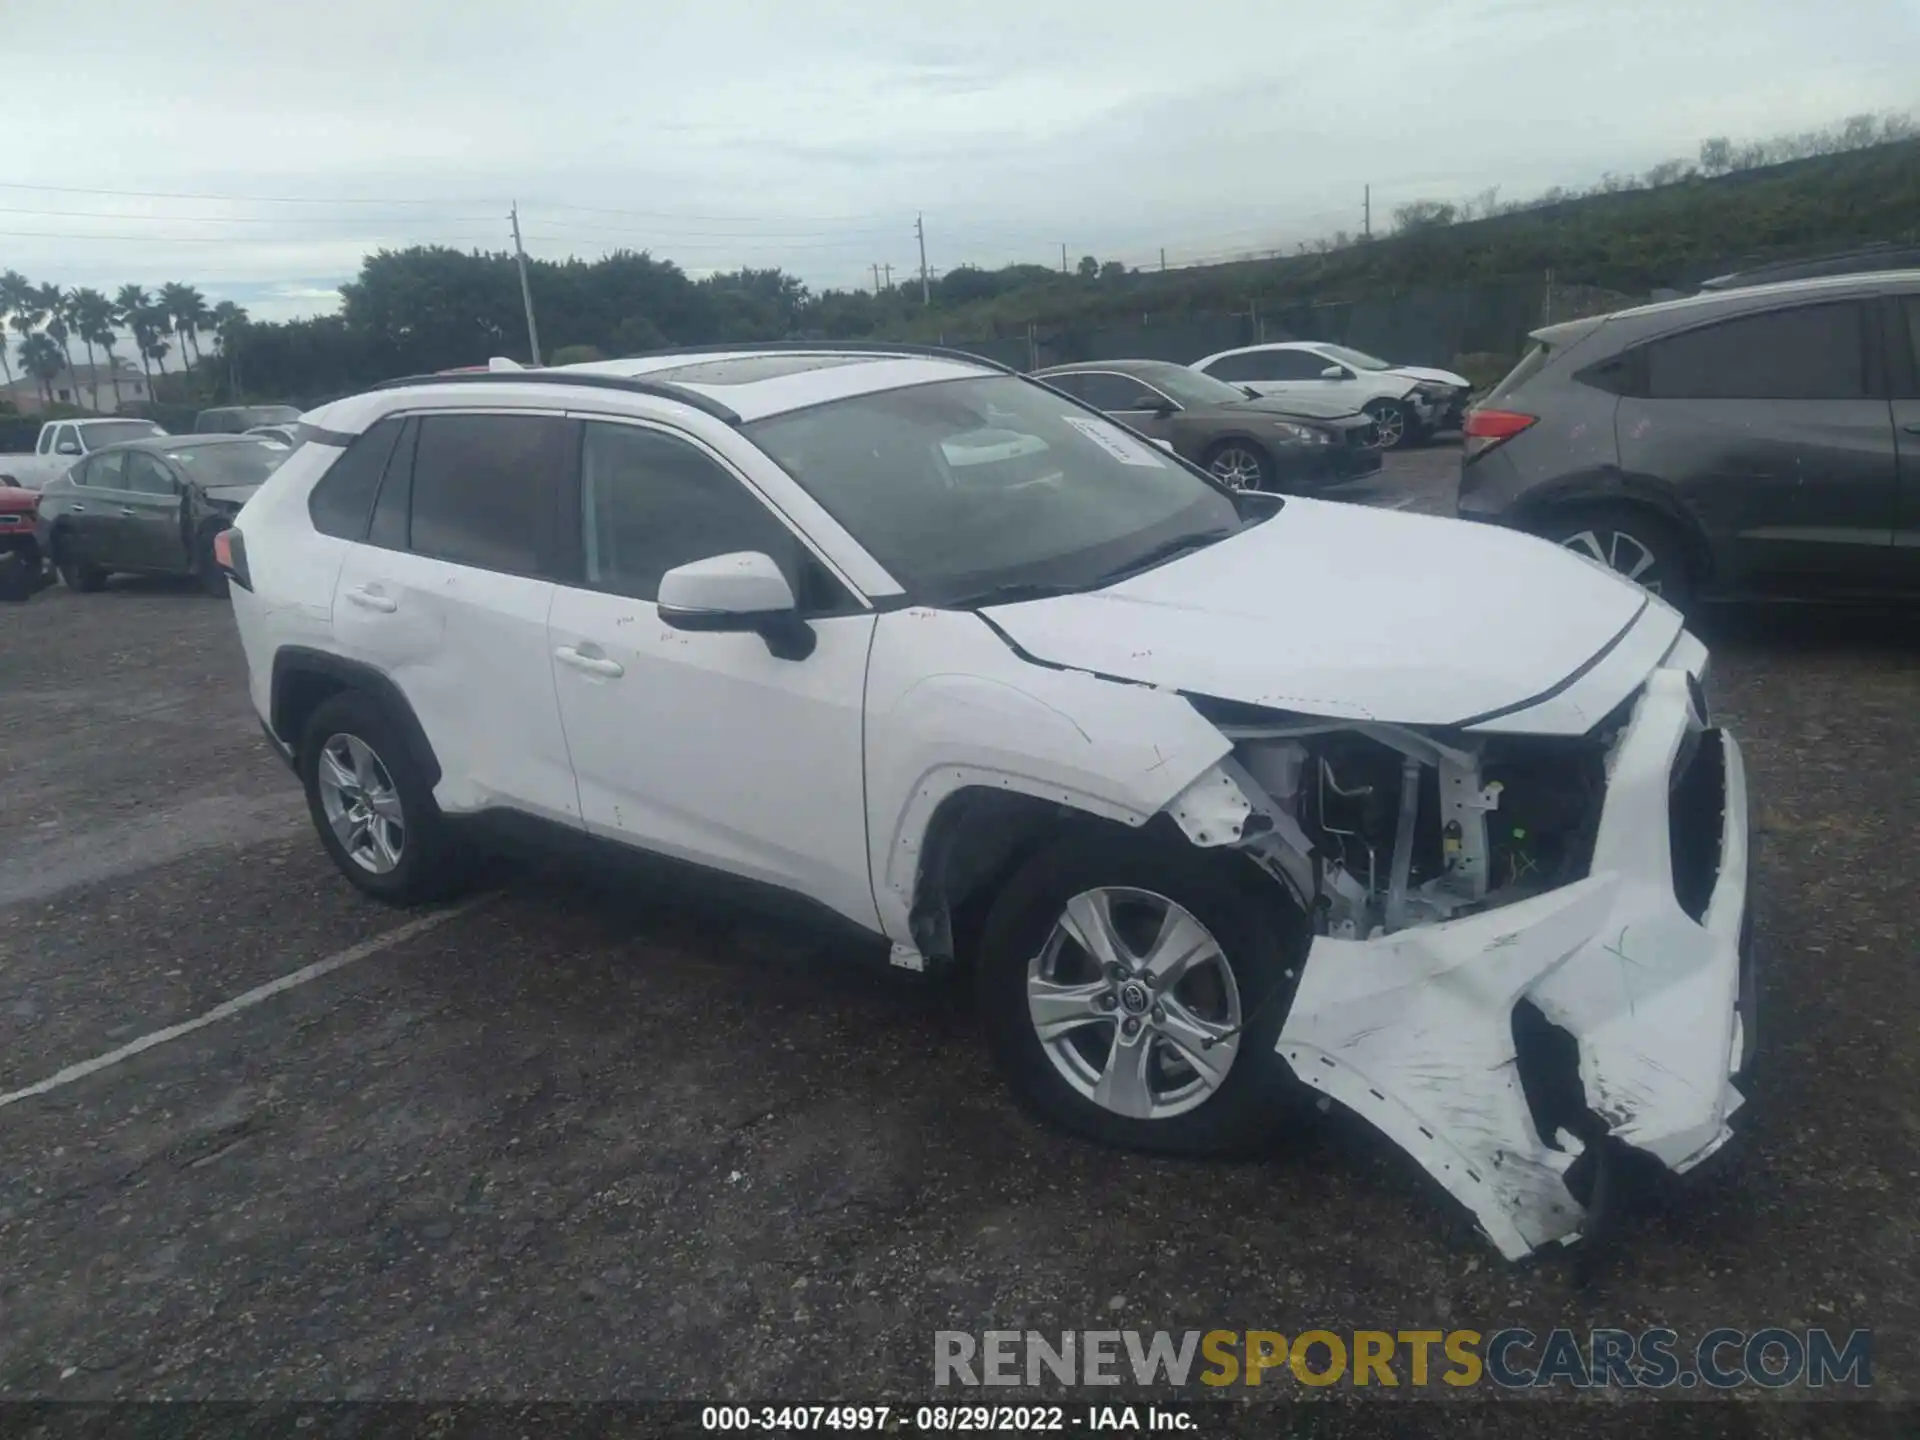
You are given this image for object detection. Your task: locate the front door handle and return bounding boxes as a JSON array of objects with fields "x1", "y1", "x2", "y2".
[
  {"x1": 119, "y1": 507, "x2": 137, "y2": 516},
  {"x1": 345, "y1": 586, "x2": 397, "y2": 613},
  {"x1": 1904, "y1": 421, "x2": 1920, "y2": 435},
  {"x1": 554, "y1": 645, "x2": 624, "y2": 678},
  {"x1": 68, "y1": 503, "x2": 86, "y2": 513}
]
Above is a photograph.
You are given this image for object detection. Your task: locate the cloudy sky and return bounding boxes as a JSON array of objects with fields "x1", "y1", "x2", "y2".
[{"x1": 4, "y1": 0, "x2": 1915, "y2": 323}]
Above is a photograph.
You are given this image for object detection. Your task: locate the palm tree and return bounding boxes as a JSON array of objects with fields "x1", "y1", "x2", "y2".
[
  {"x1": 70, "y1": 288, "x2": 120, "y2": 407},
  {"x1": 115, "y1": 285, "x2": 155, "y2": 388},
  {"x1": 7, "y1": 284, "x2": 47, "y2": 397},
  {"x1": 143, "y1": 329, "x2": 172, "y2": 378},
  {"x1": 19, "y1": 333, "x2": 64, "y2": 408},
  {"x1": 36, "y1": 283, "x2": 80, "y2": 405},
  {"x1": 0, "y1": 269, "x2": 32, "y2": 389},
  {"x1": 159, "y1": 282, "x2": 210, "y2": 369},
  {"x1": 210, "y1": 300, "x2": 249, "y2": 395}
]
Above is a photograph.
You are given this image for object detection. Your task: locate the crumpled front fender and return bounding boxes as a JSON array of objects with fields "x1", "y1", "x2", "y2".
[{"x1": 1276, "y1": 667, "x2": 1751, "y2": 1260}]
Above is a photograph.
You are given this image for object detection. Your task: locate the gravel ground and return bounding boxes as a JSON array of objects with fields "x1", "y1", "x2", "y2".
[{"x1": 1, "y1": 446, "x2": 1914, "y2": 1434}]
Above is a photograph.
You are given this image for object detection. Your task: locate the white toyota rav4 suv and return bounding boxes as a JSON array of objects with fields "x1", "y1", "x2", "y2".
[{"x1": 220, "y1": 344, "x2": 1754, "y2": 1261}]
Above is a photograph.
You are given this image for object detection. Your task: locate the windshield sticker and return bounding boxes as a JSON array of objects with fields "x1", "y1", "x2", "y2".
[{"x1": 1061, "y1": 415, "x2": 1167, "y2": 468}]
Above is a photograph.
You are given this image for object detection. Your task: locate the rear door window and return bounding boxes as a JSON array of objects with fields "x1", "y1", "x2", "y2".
[
  {"x1": 82, "y1": 451, "x2": 128, "y2": 490},
  {"x1": 1201, "y1": 352, "x2": 1282, "y2": 382},
  {"x1": 404, "y1": 412, "x2": 571, "y2": 577},
  {"x1": 1642, "y1": 302, "x2": 1870, "y2": 400}
]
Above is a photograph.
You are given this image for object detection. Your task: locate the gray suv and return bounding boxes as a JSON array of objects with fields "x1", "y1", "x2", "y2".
[{"x1": 1455, "y1": 270, "x2": 1920, "y2": 608}]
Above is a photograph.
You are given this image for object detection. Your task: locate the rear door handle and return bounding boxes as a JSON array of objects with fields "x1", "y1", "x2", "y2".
[
  {"x1": 1904, "y1": 421, "x2": 1920, "y2": 435},
  {"x1": 68, "y1": 503, "x2": 86, "y2": 513},
  {"x1": 345, "y1": 586, "x2": 397, "y2": 613},
  {"x1": 119, "y1": 507, "x2": 137, "y2": 516},
  {"x1": 554, "y1": 645, "x2": 624, "y2": 678}
]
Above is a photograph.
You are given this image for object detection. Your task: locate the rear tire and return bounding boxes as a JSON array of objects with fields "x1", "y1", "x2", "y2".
[
  {"x1": 1540, "y1": 504, "x2": 1694, "y2": 609},
  {"x1": 299, "y1": 691, "x2": 467, "y2": 904},
  {"x1": 977, "y1": 823, "x2": 1311, "y2": 1157},
  {"x1": 54, "y1": 534, "x2": 107, "y2": 593}
]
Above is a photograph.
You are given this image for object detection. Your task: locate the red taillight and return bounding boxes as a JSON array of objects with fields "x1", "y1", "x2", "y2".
[
  {"x1": 1461, "y1": 408, "x2": 1536, "y2": 460},
  {"x1": 214, "y1": 528, "x2": 251, "y2": 590}
]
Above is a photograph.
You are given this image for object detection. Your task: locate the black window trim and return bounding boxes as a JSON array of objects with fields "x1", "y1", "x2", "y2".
[
  {"x1": 554, "y1": 412, "x2": 870, "y2": 617},
  {"x1": 1881, "y1": 292, "x2": 1920, "y2": 400},
  {"x1": 308, "y1": 414, "x2": 407, "y2": 542},
  {"x1": 1070, "y1": 371, "x2": 1182, "y2": 412},
  {"x1": 1629, "y1": 297, "x2": 1880, "y2": 403}
]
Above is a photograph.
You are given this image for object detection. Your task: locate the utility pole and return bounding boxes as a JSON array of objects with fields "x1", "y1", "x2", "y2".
[
  {"x1": 1159, "y1": 247, "x2": 1167, "y2": 272},
  {"x1": 883, "y1": 263, "x2": 893, "y2": 290},
  {"x1": 1061, "y1": 243, "x2": 1069, "y2": 274},
  {"x1": 510, "y1": 202, "x2": 542, "y2": 366},
  {"x1": 1363, "y1": 184, "x2": 1371, "y2": 241},
  {"x1": 872, "y1": 263, "x2": 882, "y2": 294},
  {"x1": 915, "y1": 213, "x2": 931, "y2": 306}
]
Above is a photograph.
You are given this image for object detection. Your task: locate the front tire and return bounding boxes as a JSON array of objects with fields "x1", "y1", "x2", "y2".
[
  {"x1": 977, "y1": 824, "x2": 1311, "y2": 1157},
  {"x1": 194, "y1": 521, "x2": 229, "y2": 598},
  {"x1": 299, "y1": 692, "x2": 466, "y2": 904},
  {"x1": 1541, "y1": 504, "x2": 1694, "y2": 608},
  {"x1": 1363, "y1": 399, "x2": 1413, "y2": 450}
]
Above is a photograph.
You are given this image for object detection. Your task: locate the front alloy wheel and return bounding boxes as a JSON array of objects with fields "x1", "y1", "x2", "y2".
[
  {"x1": 1028, "y1": 888, "x2": 1243, "y2": 1120},
  {"x1": 1207, "y1": 445, "x2": 1267, "y2": 491},
  {"x1": 1363, "y1": 400, "x2": 1409, "y2": 450},
  {"x1": 315, "y1": 733, "x2": 406, "y2": 874}
]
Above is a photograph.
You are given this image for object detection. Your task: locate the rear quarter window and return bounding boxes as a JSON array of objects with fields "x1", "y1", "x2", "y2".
[
  {"x1": 307, "y1": 417, "x2": 405, "y2": 541},
  {"x1": 1486, "y1": 343, "x2": 1552, "y2": 403}
]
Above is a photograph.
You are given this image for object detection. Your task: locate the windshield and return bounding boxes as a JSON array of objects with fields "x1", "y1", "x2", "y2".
[
  {"x1": 746, "y1": 374, "x2": 1242, "y2": 605},
  {"x1": 1315, "y1": 344, "x2": 1394, "y2": 372},
  {"x1": 87, "y1": 421, "x2": 167, "y2": 446},
  {"x1": 163, "y1": 440, "x2": 289, "y2": 486},
  {"x1": 1126, "y1": 365, "x2": 1254, "y2": 408}
]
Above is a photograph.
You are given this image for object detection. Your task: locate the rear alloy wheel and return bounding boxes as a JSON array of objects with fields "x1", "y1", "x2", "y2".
[
  {"x1": 1362, "y1": 399, "x2": 1412, "y2": 450},
  {"x1": 55, "y1": 541, "x2": 107, "y2": 593},
  {"x1": 1547, "y1": 505, "x2": 1692, "y2": 607},
  {"x1": 1205, "y1": 441, "x2": 1270, "y2": 491},
  {"x1": 299, "y1": 691, "x2": 466, "y2": 903}
]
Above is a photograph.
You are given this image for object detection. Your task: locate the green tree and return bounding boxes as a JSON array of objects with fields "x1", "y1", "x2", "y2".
[
  {"x1": 36, "y1": 283, "x2": 81, "y2": 404},
  {"x1": 210, "y1": 300, "x2": 249, "y2": 394},
  {"x1": 0, "y1": 269, "x2": 32, "y2": 388},
  {"x1": 71, "y1": 289, "x2": 123, "y2": 406},
  {"x1": 1076, "y1": 254, "x2": 1099, "y2": 279},
  {"x1": 159, "y1": 283, "x2": 210, "y2": 368},
  {"x1": 18, "y1": 333, "x2": 63, "y2": 407},
  {"x1": 115, "y1": 285, "x2": 156, "y2": 387}
]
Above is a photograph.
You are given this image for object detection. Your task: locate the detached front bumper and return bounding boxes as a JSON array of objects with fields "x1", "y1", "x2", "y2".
[{"x1": 1276, "y1": 661, "x2": 1751, "y2": 1260}]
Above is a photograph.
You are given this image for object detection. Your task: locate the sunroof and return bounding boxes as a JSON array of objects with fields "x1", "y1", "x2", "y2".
[{"x1": 640, "y1": 355, "x2": 882, "y2": 385}]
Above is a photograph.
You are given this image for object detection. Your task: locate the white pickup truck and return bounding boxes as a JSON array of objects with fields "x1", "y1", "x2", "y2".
[{"x1": 0, "y1": 417, "x2": 169, "y2": 490}]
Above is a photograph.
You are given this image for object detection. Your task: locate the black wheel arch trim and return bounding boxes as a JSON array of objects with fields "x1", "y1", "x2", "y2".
[
  {"x1": 269, "y1": 646, "x2": 443, "y2": 788},
  {"x1": 1503, "y1": 468, "x2": 1716, "y2": 585}
]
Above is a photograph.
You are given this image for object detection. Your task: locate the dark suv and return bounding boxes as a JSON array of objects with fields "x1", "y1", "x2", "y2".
[{"x1": 1455, "y1": 270, "x2": 1920, "y2": 608}]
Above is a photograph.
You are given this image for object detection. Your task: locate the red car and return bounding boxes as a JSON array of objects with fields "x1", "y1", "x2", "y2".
[{"x1": 0, "y1": 480, "x2": 51, "y2": 601}]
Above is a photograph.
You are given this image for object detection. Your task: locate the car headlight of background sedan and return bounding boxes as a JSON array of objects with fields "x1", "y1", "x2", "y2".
[{"x1": 1269, "y1": 421, "x2": 1334, "y2": 445}]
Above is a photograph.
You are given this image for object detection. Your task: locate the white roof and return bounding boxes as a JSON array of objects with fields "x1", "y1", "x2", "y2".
[{"x1": 306, "y1": 349, "x2": 999, "y2": 436}]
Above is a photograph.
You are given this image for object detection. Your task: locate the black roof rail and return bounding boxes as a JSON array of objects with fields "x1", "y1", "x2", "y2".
[
  {"x1": 610, "y1": 339, "x2": 1019, "y2": 374},
  {"x1": 370, "y1": 369, "x2": 743, "y2": 424},
  {"x1": 1697, "y1": 242, "x2": 1920, "y2": 291}
]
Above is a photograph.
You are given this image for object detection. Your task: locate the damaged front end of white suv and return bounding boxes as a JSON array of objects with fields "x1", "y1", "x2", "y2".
[{"x1": 1154, "y1": 635, "x2": 1753, "y2": 1260}]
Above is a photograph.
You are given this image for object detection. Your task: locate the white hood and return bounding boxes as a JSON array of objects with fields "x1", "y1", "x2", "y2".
[
  {"x1": 982, "y1": 499, "x2": 1671, "y2": 732},
  {"x1": 1391, "y1": 364, "x2": 1471, "y2": 388}
]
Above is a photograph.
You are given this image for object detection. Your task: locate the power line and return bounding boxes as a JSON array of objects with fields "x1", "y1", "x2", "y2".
[{"x1": 0, "y1": 180, "x2": 468, "y2": 206}]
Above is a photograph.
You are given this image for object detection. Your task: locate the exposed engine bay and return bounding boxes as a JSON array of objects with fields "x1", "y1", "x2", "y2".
[{"x1": 1181, "y1": 702, "x2": 1622, "y2": 943}]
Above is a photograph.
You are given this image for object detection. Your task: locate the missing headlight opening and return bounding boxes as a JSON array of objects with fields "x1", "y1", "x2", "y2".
[{"x1": 1200, "y1": 716, "x2": 1613, "y2": 941}]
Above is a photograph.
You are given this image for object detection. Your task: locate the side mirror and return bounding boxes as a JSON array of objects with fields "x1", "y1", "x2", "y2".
[
  {"x1": 657, "y1": 551, "x2": 815, "y2": 661},
  {"x1": 56, "y1": 441, "x2": 82, "y2": 456},
  {"x1": 1320, "y1": 365, "x2": 1355, "y2": 380}
]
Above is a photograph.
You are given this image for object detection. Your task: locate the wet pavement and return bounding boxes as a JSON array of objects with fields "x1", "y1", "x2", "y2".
[{"x1": 1, "y1": 448, "x2": 1914, "y2": 1432}]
